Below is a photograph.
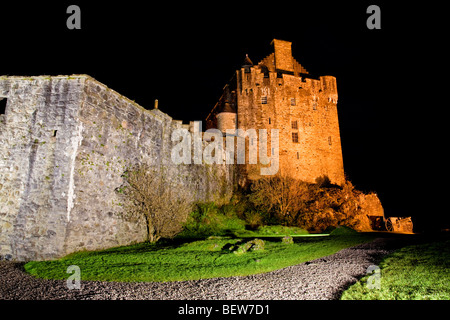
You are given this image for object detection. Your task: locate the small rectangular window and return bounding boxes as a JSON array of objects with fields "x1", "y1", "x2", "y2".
[
  {"x1": 328, "y1": 136, "x2": 332, "y2": 145},
  {"x1": 261, "y1": 96, "x2": 268, "y2": 104},
  {"x1": 291, "y1": 120, "x2": 298, "y2": 130},
  {"x1": 296, "y1": 152, "x2": 299, "y2": 159},
  {"x1": 292, "y1": 132, "x2": 299, "y2": 143},
  {"x1": 268, "y1": 117, "x2": 271, "y2": 124},
  {"x1": 0, "y1": 98, "x2": 7, "y2": 115},
  {"x1": 313, "y1": 103, "x2": 317, "y2": 110},
  {"x1": 290, "y1": 98, "x2": 296, "y2": 106}
]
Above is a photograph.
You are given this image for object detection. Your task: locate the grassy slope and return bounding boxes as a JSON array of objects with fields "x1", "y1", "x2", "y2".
[
  {"x1": 25, "y1": 234, "x2": 375, "y2": 283},
  {"x1": 341, "y1": 239, "x2": 450, "y2": 300}
]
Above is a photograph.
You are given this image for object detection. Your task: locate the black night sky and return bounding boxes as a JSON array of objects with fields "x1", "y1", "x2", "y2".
[{"x1": 1, "y1": 1, "x2": 445, "y2": 231}]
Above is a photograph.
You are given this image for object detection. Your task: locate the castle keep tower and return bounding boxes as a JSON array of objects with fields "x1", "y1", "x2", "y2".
[{"x1": 206, "y1": 39, "x2": 345, "y2": 185}]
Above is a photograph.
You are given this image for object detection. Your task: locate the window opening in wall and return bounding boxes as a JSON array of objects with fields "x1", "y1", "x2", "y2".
[
  {"x1": 291, "y1": 120, "x2": 298, "y2": 129},
  {"x1": 292, "y1": 132, "x2": 299, "y2": 143},
  {"x1": 296, "y1": 152, "x2": 299, "y2": 159},
  {"x1": 290, "y1": 98, "x2": 296, "y2": 106},
  {"x1": 328, "y1": 136, "x2": 332, "y2": 145},
  {"x1": 268, "y1": 117, "x2": 271, "y2": 124},
  {"x1": 0, "y1": 98, "x2": 7, "y2": 115},
  {"x1": 261, "y1": 96, "x2": 268, "y2": 104}
]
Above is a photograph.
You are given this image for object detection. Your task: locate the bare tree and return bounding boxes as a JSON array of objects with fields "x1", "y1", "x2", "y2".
[
  {"x1": 117, "y1": 164, "x2": 193, "y2": 243},
  {"x1": 249, "y1": 175, "x2": 310, "y2": 225}
]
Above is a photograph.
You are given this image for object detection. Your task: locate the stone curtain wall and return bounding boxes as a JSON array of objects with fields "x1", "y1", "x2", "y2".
[
  {"x1": 0, "y1": 75, "x2": 235, "y2": 261},
  {"x1": 0, "y1": 76, "x2": 85, "y2": 261}
]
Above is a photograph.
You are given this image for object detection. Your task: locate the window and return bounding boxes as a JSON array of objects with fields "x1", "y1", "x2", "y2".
[
  {"x1": 328, "y1": 136, "x2": 332, "y2": 145},
  {"x1": 296, "y1": 152, "x2": 300, "y2": 159},
  {"x1": 313, "y1": 102, "x2": 317, "y2": 110},
  {"x1": 0, "y1": 98, "x2": 7, "y2": 115},
  {"x1": 268, "y1": 117, "x2": 271, "y2": 124},
  {"x1": 261, "y1": 96, "x2": 268, "y2": 104},
  {"x1": 290, "y1": 98, "x2": 296, "y2": 106},
  {"x1": 292, "y1": 132, "x2": 299, "y2": 143},
  {"x1": 291, "y1": 120, "x2": 298, "y2": 130}
]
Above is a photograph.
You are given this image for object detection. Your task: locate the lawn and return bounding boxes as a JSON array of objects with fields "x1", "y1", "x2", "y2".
[
  {"x1": 24, "y1": 233, "x2": 375, "y2": 283},
  {"x1": 341, "y1": 238, "x2": 450, "y2": 300}
]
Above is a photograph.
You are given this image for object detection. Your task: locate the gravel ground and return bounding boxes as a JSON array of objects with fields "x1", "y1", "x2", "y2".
[{"x1": 0, "y1": 237, "x2": 403, "y2": 300}]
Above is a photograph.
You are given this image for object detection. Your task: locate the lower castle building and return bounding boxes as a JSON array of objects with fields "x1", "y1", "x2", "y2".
[{"x1": 206, "y1": 39, "x2": 345, "y2": 185}]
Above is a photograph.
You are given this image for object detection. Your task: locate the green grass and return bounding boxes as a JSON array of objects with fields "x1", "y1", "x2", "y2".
[
  {"x1": 233, "y1": 225, "x2": 311, "y2": 238},
  {"x1": 341, "y1": 239, "x2": 450, "y2": 300},
  {"x1": 24, "y1": 234, "x2": 375, "y2": 283}
]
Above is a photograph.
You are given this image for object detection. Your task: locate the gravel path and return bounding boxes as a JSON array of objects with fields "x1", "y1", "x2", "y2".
[{"x1": 0, "y1": 237, "x2": 402, "y2": 300}]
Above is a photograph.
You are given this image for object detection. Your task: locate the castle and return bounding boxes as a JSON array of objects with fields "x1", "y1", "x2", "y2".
[
  {"x1": 0, "y1": 40, "x2": 381, "y2": 261},
  {"x1": 206, "y1": 39, "x2": 345, "y2": 185}
]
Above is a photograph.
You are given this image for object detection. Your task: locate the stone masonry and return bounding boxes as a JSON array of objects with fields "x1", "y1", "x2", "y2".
[
  {"x1": 0, "y1": 75, "x2": 235, "y2": 261},
  {"x1": 206, "y1": 39, "x2": 345, "y2": 185},
  {"x1": 0, "y1": 40, "x2": 383, "y2": 261}
]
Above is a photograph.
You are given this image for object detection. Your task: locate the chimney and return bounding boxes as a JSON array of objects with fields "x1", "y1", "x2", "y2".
[
  {"x1": 154, "y1": 99, "x2": 158, "y2": 109},
  {"x1": 271, "y1": 39, "x2": 294, "y2": 73}
]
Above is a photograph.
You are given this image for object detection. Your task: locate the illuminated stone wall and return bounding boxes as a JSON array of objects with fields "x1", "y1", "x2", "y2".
[{"x1": 0, "y1": 75, "x2": 235, "y2": 261}]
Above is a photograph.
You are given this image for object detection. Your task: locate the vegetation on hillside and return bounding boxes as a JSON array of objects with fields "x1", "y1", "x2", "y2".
[
  {"x1": 116, "y1": 168, "x2": 377, "y2": 244},
  {"x1": 245, "y1": 175, "x2": 374, "y2": 232}
]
